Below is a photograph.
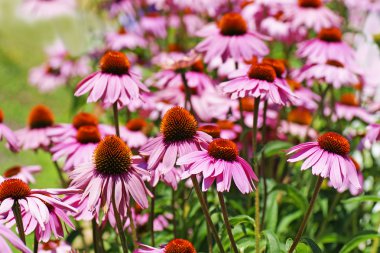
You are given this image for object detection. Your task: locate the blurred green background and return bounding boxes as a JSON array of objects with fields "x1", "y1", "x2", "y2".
[{"x1": 0, "y1": 0, "x2": 101, "y2": 188}]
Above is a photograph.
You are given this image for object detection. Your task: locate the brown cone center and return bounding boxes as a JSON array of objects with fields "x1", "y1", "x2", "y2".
[
  {"x1": 317, "y1": 132, "x2": 350, "y2": 156},
  {"x1": 100, "y1": 51, "x2": 131, "y2": 75},
  {"x1": 28, "y1": 105, "x2": 54, "y2": 129},
  {"x1": 287, "y1": 108, "x2": 313, "y2": 125},
  {"x1": 72, "y1": 112, "x2": 98, "y2": 129},
  {"x1": 160, "y1": 107, "x2": 198, "y2": 143},
  {"x1": 198, "y1": 125, "x2": 221, "y2": 139},
  {"x1": 94, "y1": 136, "x2": 132, "y2": 175},
  {"x1": 0, "y1": 179, "x2": 31, "y2": 201},
  {"x1": 165, "y1": 239, "x2": 197, "y2": 253},
  {"x1": 248, "y1": 64, "x2": 276, "y2": 82},
  {"x1": 318, "y1": 28, "x2": 342, "y2": 42},
  {"x1": 219, "y1": 13, "x2": 248, "y2": 36},
  {"x1": 208, "y1": 139, "x2": 239, "y2": 161}
]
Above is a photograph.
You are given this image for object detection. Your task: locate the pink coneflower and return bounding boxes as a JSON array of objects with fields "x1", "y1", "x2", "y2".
[
  {"x1": 16, "y1": 105, "x2": 55, "y2": 151},
  {"x1": 3, "y1": 165, "x2": 41, "y2": 184},
  {"x1": 297, "y1": 28, "x2": 355, "y2": 65},
  {"x1": 279, "y1": 107, "x2": 317, "y2": 139},
  {"x1": 120, "y1": 118, "x2": 149, "y2": 149},
  {"x1": 360, "y1": 123, "x2": 380, "y2": 149},
  {"x1": 330, "y1": 93, "x2": 374, "y2": 123},
  {"x1": 287, "y1": 132, "x2": 362, "y2": 189},
  {"x1": 216, "y1": 120, "x2": 242, "y2": 141},
  {"x1": 260, "y1": 12, "x2": 307, "y2": 44},
  {"x1": 141, "y1": 13, "x2": 168, "y2": 39},
  {"x1": 74, "y1": 51, "x2": 149, "y2": 107},
  {"x1": 69, "y1": 136, "x2": 151, "y2": 213},
  {"x1": 51, "y1": 126, "x2": 101, "y2": 172},
  {"x1": 140, "y1": 106, "x2": 212, "y2": 171},
  {"x1": 17, "y1": 0, "x2": 76, "y2": 21},
  {"x1": 295, "y1": 60, "x2": 359, "y2": 88},
  {"x1": 29, "y1": 64, "x2": 68, "y2": 93},
  {"x1": 178, "y1": 139, "x2": 258, "y2": 194},
  {"x1": 47, "y1": 112, "x2": 111, "y2": 143},
  {"x1": 195, "y1": 13, "x2": 269, "y2": 63},
  {"x1": 38, "y1": 240, "x2": 72, "y2": 253},
  {"x1": 220, "y1": 63, "x2": 297, "y2": 105},
  {"x1": 6, "y1": 201, "x2": 76, "y2": 243},
  {"x1": 135, "y1": 238, "x2": 196, "y2": 253},
  {"x1": 0, "y1": 109, "x2": 19, "y2": 152},
  {"x1": 0, "y1": 178, "x2": 79, "y2": 235},
  {"x1": 283, "y1": 0, "x2": 341, "y2": 31},
  {"x1": 106, "y1": 27, "x2": 148, "y2": 51},
  {"x1": 287, "y1": 79, "x2": 320, "y2": 111},
  {"x1": 0, "y1": 223, "x2": 31, "y2": 253},
  {"x1": 148, "y1": 59, "x2": 214, "y2": 92},
  {"x1": 335, "y1": 157, "x2": 364, "y2": 196}
]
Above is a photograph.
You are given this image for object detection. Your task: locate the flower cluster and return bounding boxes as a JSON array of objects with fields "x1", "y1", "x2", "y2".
[{"x1": 0, "y1": 0, "x2": 379, "y2": 252}]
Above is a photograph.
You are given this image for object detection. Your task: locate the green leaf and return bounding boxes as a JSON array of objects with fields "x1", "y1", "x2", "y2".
[
  {"x1": 229, "y1": 215, "x2": 255, "y2": 228},
  {"x1": 342, "y1": 195, "x2": 380, "y2": 204},
  {"x1": 262, "y1": 230, "x2": 285, "y2": 253},
  {"x1": 301, "y1": 238, "x2": 322, "y2": 253},
  {"x1": 339, "y1": 232, "x2": 380, "y2": 253},
  {"x1": 263, "y1": 141, "x2": 292, "y2": 157},
  {"x1": 270, "y1": 184, "x2": 308, "y2": 212}
]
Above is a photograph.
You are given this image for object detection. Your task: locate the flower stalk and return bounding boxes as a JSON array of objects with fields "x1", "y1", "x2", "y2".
[
  {"x1": 191, "y1": 176, "x2": 225, "y2": 253},
  {"x1": 288, "y1": 176, "x2": 324, "y2": 253},
  {"x1": 217, "y1": 192, "x2": 239, "y2": 253},
  {"x1": 12, "y1": 201, "x2": 26, "y2": 244}
]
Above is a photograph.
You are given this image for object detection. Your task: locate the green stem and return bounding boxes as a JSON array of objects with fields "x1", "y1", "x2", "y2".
[
  {"x1": 191, "y1": 176, "x2": 225, "y2": 253},
  {"x1": 172, "y1": 188, "x2": 178, "y2": 238},
  {"x1": 150, "y1": 187, "x2": 156, "y2": 246},
  {"x1": 112, "y1": 189, "x2": 129, "y2": 253},
  {"x1": 12, "y1": 201, "x2": 26, "y2": 244},
  {"x1": 252, "y1": 97, "x2": 261, "y2": 253},
  {"x1": 127, "y1": 207, "x2": 138, "y2": 249},
  {"x1": 217, "y1": 192, "x2": 239, "y2": 253},
  {"x1": 33, "y1": 232, "x2": 38, "y2": 253},
  {"x1": 204, "y1": 191, "x2": 213, "y2": 253},
  {"x1": 180, "y1": 71, "x2": 195, "y2": 115},
  {"x1": 261, "y1": 100, "x2": 268, "y2": 227},
  {"x1": 53, "y1": 160, "x2": 67, "y2": 188},
  {"x1": 288, "y1": 176, "x2": 324, "y2": 253},
  {"x1": 113, "y1": 103, "x2": 120, "y2": 137},
  {"x1": 92, "y1": 218, "x2": 102, "y2": 253}
]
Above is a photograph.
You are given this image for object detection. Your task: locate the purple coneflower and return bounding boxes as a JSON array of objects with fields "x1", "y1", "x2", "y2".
[
  {"x1": 134, "y1": 238, "x2": 196, "y2": 253},
  {"x1": 16, "y1": 105, "x2": 55, "y2": 151},
  {"x1": 2, "y1": 165, "x2": 41, "y2": 184},
  {"x1": 360, "y1": 123, "x2": 380, "y2": 149},
  {"x1": 178, "y1": 139, "x2": 258, "y2": 194},
  {"x1": 75, "y1": 51, "x2": 149, "y2": 108},
  {"x1": 69, "y1": 135, "x2": 151, "y2": 212},
  {"x1": 297, "y1": 27, "x2": 355, "y2": 65},
  {"x1": 220, "y1": 62, "x2": 297, "y2": 105},
  {"x1": 331, "y1": 93, "x2": 374, "y2": 123},
  {"x1": 283, "y1": 0, "x2": 341, "y2": 31},
  {"x1": 140, "y1": 106, "x2": 212, "y2": 171},
  {"x1": 196, "y1": 12, "x2": 269, "y2": 63},
  {"x1": 120, "y1": 118, "x2": 149, "y2": 149},
  {"x1": 51, "y1": 126, "x2": 101, "y2": 172},
  {"x1": 296, "y1": 60, "x2": 359, "y2": 88},
  {"x1": 287, "y1": 132, "x2": 361, "y2": 190}
]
